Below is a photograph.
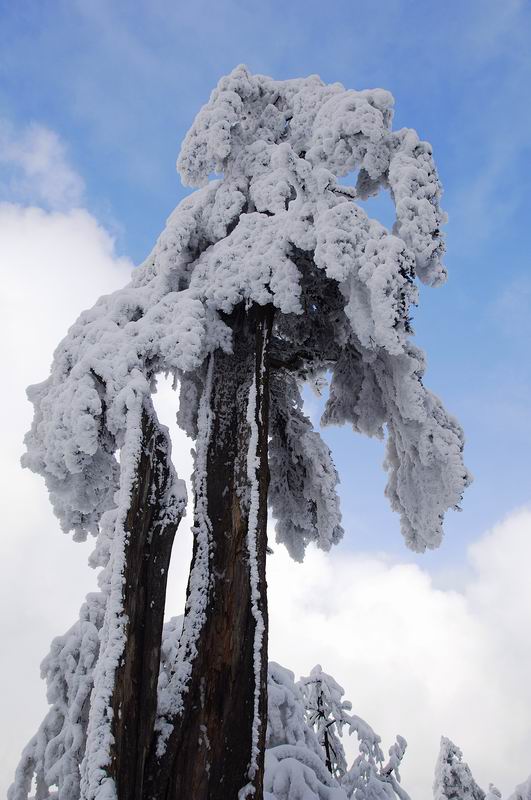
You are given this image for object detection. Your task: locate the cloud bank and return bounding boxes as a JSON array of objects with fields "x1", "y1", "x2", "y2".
[{"x1": 265, "y1": 509, "x2": 531, "y2": 798}]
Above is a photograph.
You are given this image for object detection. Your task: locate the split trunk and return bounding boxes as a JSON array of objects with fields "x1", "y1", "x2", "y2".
[{"x1": 143, "y1": 302, "x2": 274, "y2": 799}]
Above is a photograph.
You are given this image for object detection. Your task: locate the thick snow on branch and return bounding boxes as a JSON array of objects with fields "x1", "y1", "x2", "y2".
[
  {"x1": 265, "y1": 662, "x2": 410, "y2": 800},
  {"x1": 323, "y1": 343, "x2": 470, "y2": 552},
  {"x1": 8, "y1": 593, "x2": 106, "y2": 800},
  {"x1": 509, "y1": 776, "x2": 531, "y2": 800},
  {"x1": 269, "y1": 374, "x2": 343, "y2": 561},
  {"x1": 240, "y1": 330, "x2": 269, "y2": 795},
  {"x1": 23, "y1": 64, "x2": 468, "y2": 558},
  {"x1": 298, "y1": 664, "x2": 382, "y2": 780},
  {"x1": 79, "y1": 402, "x2": 145, "y2": 800},
  {"x1": 265, "y1": 747, "x2": 346, "y2": 800},
  {"x1": 434, "y1": 737, "x2": 485, "y2": 800}
]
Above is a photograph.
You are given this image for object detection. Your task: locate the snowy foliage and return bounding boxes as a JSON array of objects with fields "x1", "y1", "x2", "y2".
[
  {"x1": 434, "y1": 737, "x2": 485, "y2": 800},
  {"x1": 265, "y1": 662, "x2": 410, "y2": 800},
  {"x1": 24, "y1": 63, "x2": 468, "y2": 556},
  {"x1": 508, "y1": 776, "x2": 531, "y2": 800},
  {"x1": 269, "y1": 374, "x2": 343, "y2": 561},
  {"x1": 11, "y1": 650, "x2": 408, "y2": 800},
  {"x1": 8, "y1": 593, "x2": 105, "y2": 800},
  {"x1": 298, "y1": 664, "x2": 355, "y2": 777}
]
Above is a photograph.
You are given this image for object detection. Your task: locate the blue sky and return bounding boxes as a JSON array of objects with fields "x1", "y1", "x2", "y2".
[
  {"x1": 2, "y1": 2, "x2": 531, "y2": 795},
  {"x1": 1, "y1": 1, "x2": 530, "y2": 557}
]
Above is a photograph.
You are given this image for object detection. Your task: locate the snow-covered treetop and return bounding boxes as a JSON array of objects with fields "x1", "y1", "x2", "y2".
[
  {"x1": 23, "y1": 65, "x2": 470, "y2": 554},
  {"x1": 509, "y1": 776, "x2": 531, "y2": 800},
  {"x1": 434, "y1": 737, "x2": 485, "y2": 800}
]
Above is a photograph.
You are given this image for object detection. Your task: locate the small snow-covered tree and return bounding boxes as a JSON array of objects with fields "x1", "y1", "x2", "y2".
[
  {"x1": 12, "y1": 66, "x2": 469, "y2": 800},
  {"x1": 509, "y1": 776, "x2": 531, "y2": 800},
  {"x1": 266, "y1": 663, "x2": 409, "y2": 800},
  {"x1": 299, "y1": 665, "x2": 352, "y2": 777},
  {"x1": 434, "y1": 737, "x2": 485, "y2": 800},
  {"x1": 298, "y1": 665, "x2": 409, "y2": 799}
]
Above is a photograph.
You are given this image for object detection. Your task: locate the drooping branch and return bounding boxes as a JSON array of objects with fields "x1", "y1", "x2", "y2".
[
  {"x1": 269, "y1": 372, "x2": 343, "y2": 561},
  {"x1": 8, "y1": 593, "x2": 106, "y2": 800}
]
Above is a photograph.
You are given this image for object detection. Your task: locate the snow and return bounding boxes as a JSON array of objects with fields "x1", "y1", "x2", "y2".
[
  {"x1": 79, "y1": 401, "x2": 144, "y2": 800},
  {"x1": 265, "y1": 662, "x2": 410, "y2": 800},
  {"x1": 509, "y1": 776, "x2": 531, "y2": 800},
  {"x1": 23, "y1": 63, "x2": 468, "y2": 557},
  {"x1": 434, "y1": 737, "x2": 485, "y2": 800},
  {"x1": 240, "y1": 339, "x2": 267, "y2": 794},
  {"x1": 8, "y1": 592, "x2": 106, "y2": 800},
  {"x1": 269, "y1": 373, "x2": 343, "y2": 561},
  {"x1": 264, "y1": 747, "x2": 346, "y2": 800}
]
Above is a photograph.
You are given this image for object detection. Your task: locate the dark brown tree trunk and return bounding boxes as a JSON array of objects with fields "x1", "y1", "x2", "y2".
[
  {"x1": 144, "y1": 303, "x2": 273, "y2": 800},
  {"x1": 109, "y1": 407, "x2": 183, "y2": 800}
]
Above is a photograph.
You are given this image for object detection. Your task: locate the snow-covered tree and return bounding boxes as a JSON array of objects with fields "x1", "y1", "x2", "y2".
[
  {"x1": 9, "y1": 592, "x2": 106, "y2": 800},
  {"x1": 507, "y1": 776, "x2": 531, "y2": 800},
  {"x1": 266, "y1": 663, "x2": 409, "y2": 800},
  {"x1": 434, "y1": 737, "x2": 485, "y2": 800},
  {"x1": 299, "y1": 665, "x2": 352, "y2": 777},
  {"x1": 11, "y1": 65, "x2": 470, "y2": 799}
]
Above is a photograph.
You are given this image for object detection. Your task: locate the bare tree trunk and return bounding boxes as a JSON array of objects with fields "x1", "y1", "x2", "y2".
[
  {"x1": 144, "y1": 303, "x2": 273, "y2": 800},
  {"x1": 109, "y1": 408, "x2": 183, "y2": 800}
]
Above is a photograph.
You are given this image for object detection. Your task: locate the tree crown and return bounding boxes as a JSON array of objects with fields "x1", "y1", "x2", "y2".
[{"x1": 23, "y1": 65, "x2": 470, "y2": 558}]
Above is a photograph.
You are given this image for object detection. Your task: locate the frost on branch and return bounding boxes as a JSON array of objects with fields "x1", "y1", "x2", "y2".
[
  {"x1": 322, "y1": 343, "x2": 470, "y2": 552},
  {"x1": 298, "y1": 665, "x2": 359, "y2": 779}
]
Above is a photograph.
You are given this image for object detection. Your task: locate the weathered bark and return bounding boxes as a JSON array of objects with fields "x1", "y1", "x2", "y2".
[
  {"x1": 109, "y1": 408, "x2": 183, "y2": 800},
  {"x1": 144, "y1": 303, "x2": 273, "y2": 800}
]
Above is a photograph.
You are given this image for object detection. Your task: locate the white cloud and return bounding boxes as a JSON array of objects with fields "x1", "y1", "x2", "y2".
[
  {"x1": 0, "y1": 201, "x2": 196, "y2": 798},
  {"x1": 1, "y1": 199, "x2": 530, "y2": 800},
  {"x1": 0, "y1": 120, "x2": 85, "y2": 209},
  {"x1": 0, "y1": 202, "x2": 132, "y2": 795},
  {"x1": 266, "y1": 509, "x2": 531, "y2": 799}
]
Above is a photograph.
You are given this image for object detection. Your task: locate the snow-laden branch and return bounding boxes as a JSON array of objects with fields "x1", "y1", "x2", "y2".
[
  {"x1": 8, "y1": 593, "x2": 106, "y2": 800},
  {"x1": 269, "y1": 374, "x2": 343, "y2": 561},
  {"x1": 23, "y1": 64, "x2": 469, "y2": 556}
]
